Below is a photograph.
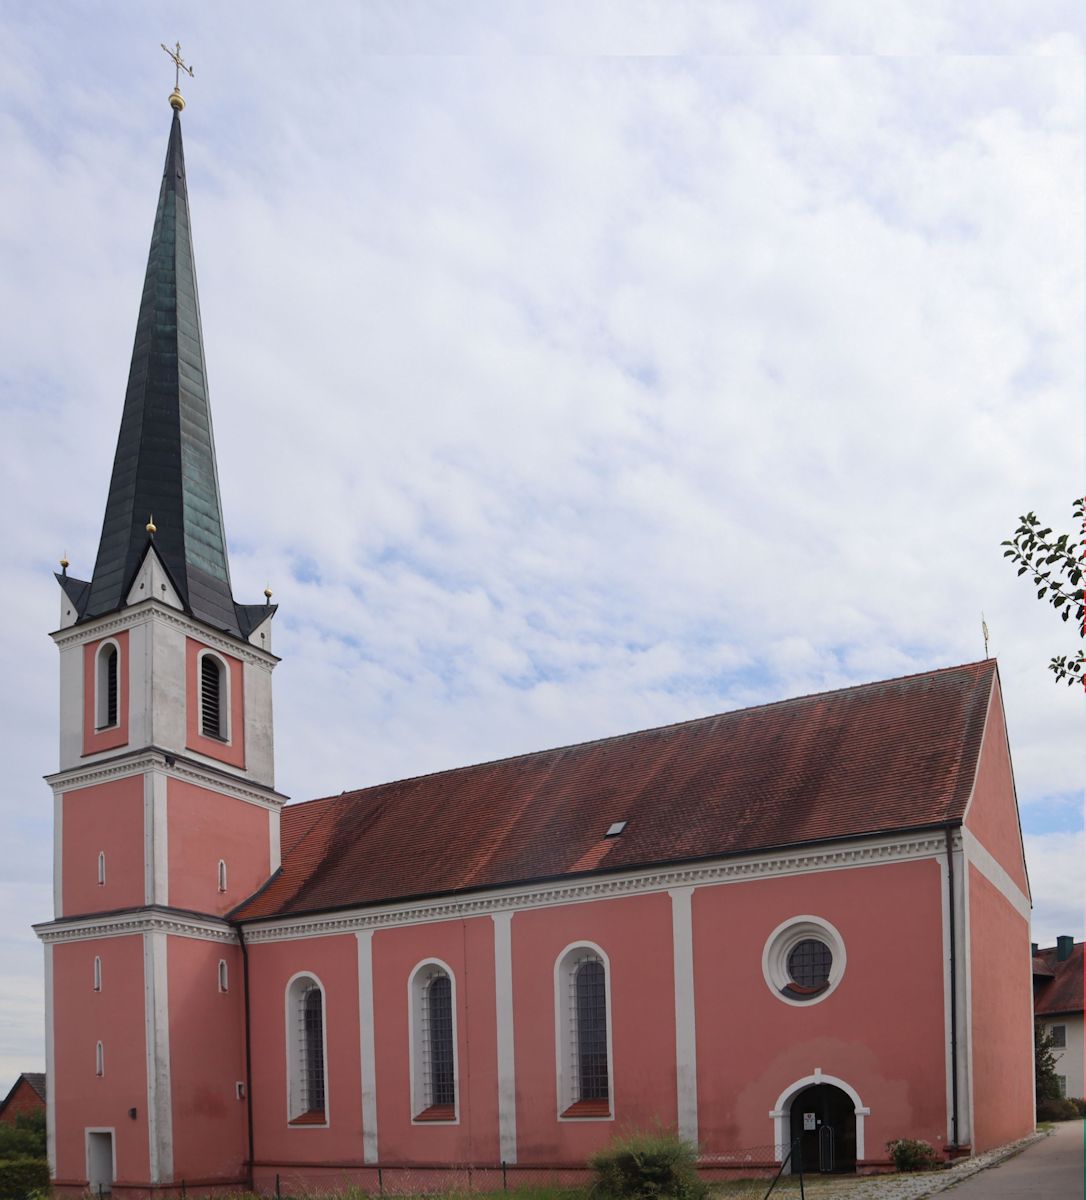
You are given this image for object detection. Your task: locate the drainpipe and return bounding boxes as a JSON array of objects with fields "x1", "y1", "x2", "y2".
[
  {"x1": 945, "y1": 825, "x2": 960, "y2": 1149},
  {"x1": 238, "y1": 926, "x2": 256, "y2": 1189}
]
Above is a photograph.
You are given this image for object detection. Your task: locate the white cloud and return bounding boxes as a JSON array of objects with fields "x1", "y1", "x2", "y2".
[{"x1": 0, "y1": 2, "x2": 1081, "y2": 1071}]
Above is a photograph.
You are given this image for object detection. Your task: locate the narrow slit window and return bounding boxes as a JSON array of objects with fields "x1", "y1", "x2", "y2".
[
  {"x1": 218, "y1": 960, "x2": 229, "y2": 992},
  {"x1": 218, "y1": 859, "x2": 228, "y2": 893},
  {"x1": 93, "y1": 956, "x2": 102, "y2": 992},
  {"x1": 97, "y1": 852, "x2": 106, "y2": 886},
  {"x1": 200, "y1": 654, "x2": 227, "y2": 740},
  {"x1": 96, "y1": 1041, "x2": 104, "y2": 1077}
]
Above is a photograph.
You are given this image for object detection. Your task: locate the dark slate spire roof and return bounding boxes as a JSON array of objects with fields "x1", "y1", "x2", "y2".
[{"x1": 82, "y1": 110, "x2": 246, "y2": 636}]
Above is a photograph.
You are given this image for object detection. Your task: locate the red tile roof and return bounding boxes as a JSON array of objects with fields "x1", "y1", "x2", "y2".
[
  {"x1": 233, "y1": 660, "x2": 997, "y2": 922},
  {"x1": 1034, "y1": 943, "x2": 1084, "y2": 1016}
]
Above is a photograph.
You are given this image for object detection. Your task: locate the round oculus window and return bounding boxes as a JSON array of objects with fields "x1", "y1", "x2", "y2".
[
  {"x1": 784, "y1": 938, "x2": 832, "y2": 995},
  {"x1": 762, "y1": 917, "x2": 845, "y2": 1006}
]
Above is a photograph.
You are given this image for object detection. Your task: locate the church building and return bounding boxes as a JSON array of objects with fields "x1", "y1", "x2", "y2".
[{"x1": 35, "y1": 95, "x2": 1036, "y2": 1198}]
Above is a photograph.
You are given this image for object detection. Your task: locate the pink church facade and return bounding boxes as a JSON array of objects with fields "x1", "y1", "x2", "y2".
[{"x1": 37, "y1": 104, "x2": 1036, "y2": 1198}]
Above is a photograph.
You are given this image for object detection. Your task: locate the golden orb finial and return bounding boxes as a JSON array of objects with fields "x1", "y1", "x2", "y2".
[
  {"x1": 264, "y1": 586, "x2": 274, "y2": 604},
  {"x1": 60, "y1": 553, "x2": 70, "y2": 575},
  {"x1": 146, "y1": 514, "x2": 157, "y2": 535},
  {"x1": 169, "y1": 87, "x2": 186, "y2": 112}
]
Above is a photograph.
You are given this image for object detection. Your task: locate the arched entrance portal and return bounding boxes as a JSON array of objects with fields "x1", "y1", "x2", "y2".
[{"x1": 788, "y1": 1083, "x2": 857, "y2": 1174}]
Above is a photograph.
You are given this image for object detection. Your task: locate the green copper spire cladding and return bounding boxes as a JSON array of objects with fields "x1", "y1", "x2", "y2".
[{"x1": 85, "y1": 110, "x2": 242, "y2": 634}]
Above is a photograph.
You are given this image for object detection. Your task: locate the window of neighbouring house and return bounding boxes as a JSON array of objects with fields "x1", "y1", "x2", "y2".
[{"x1": 1050, "y1": 1025, "x2": 1066, "y2": 1048}]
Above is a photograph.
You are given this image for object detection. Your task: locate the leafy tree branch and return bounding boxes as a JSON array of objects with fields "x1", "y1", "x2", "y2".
[{"x1": 1001, "y1": 498, "x2": 1084, "y2": 688}]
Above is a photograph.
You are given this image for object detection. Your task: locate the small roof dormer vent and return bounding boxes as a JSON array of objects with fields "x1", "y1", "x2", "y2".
[{"x1": 605, "y1": 821, "x2": 627, "y2": 838}]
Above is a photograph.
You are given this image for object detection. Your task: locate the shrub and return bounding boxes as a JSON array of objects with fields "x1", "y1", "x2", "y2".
[
  {"x1": 1036, "y1": 1097, "x2": 1080, "y2": 1122},
  {"x1": 1070, "y1": 1097, "x2": 1086, "y2": 1118},
  {"x1": 0, "y1": 1157, "x2": 49, "y2": 1200},
  {"x1": 886, "y1": 1138, "x2": 938, "y2": 1172},
  {"x1": 0, "y1": 1115, "x2": 45, "y2": 1162},
  {"x1": 590, "y1": 1130, "x2": 706, "y2": 1200}
]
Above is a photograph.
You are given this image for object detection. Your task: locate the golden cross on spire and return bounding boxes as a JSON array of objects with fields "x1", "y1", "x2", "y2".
[{"x1": 161, "y1": 41, "x2": 194, "y2": 111}]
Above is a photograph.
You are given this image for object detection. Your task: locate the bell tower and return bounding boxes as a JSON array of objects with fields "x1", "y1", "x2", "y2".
[{"x1": 36, "y1": 82, "x2": 284, "y2": 1197}]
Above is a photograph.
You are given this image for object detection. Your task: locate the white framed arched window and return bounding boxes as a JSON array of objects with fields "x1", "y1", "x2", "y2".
[
  {"x1": 95, "y1": 640, "x2": 121, "y2": 730},
  {"x1": 408, "y1": 959, "x2": 459, "y2": 1123},
  {"x1": 97, "y1": 851, "x2": 106, "y2": 886},
  {"x1": 554, "y1": 942, "x2": 614, "y2": 1120},
  {"x1": 285, "y1": 973, "x2": 328, "y2": 1125},
  {"x1": 197, "y1": 650, "x2": 230, "y2": 741},
  {"x1": 218, "y1": 859, "x2": 228, "y2": 893},
  {"x1": 93, "y1": 956, "x2": 102, "y2": 992},
  {"x1": 218, "y1": 960, "x2": 229, "y2": 993},
  {"x1": 95, "y1": 1041, "x2": 104, "y2": 1077}
]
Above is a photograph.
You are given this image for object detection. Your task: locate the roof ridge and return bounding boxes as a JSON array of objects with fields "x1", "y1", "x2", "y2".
[{"x1": 295, "y1": 659, "x2": 996, "y2": 808}]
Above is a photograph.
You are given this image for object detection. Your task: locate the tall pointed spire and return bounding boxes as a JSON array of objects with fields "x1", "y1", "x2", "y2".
[{"x1": 82, "y1": 108, "x2": 245, "y2": 635}]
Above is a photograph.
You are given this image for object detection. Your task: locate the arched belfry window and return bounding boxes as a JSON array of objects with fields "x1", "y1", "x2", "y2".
[
  {"x1": 555, "y1": 944, "x2": 613, "y2": 1119},
  {"x1": 286, "y1": 974, "x2": 327, "y2": 1124},
  {"x1": 199, "y1": 652, "x2": 228, "y2": 741},
  {"x1": 95, "y1": 641, "x2": 120, "y2": 730},
  {"x1": 410, "y1": 961, "x2": 458, "y2": 1121}
]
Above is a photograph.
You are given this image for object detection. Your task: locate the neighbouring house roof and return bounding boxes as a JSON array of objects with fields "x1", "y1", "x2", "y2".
[
  {"x1": 233, "y1": 659, "x2": 998, "y2": 923},
  {"x1": 1034, "y1": 942, "x2": 1084, "y2": 1017},
  {"x1": 0, "y1": 1073, "x2": 46, "y2": 1117}
]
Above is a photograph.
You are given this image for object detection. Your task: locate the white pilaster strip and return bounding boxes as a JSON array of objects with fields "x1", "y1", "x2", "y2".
[
  {"x1": 53, "y1": 792, "x2": 63, "y2": 918},
  {"x1": 143, "y1": 931, "x2": 173, "y2": 1181},
  {"x1": 939, "y1": 844, "x2": 954, "y2": 1146},
  {"x1": 43, "y1": 944, "x2": 56, "y2": 1175},
  {"x1": 492, "y1": 912, "x2": 517, "y2": 1163},
  {"x1": 961, "y1": 828, "x2": 1030, "y2": 921},
  {"x1": 669, "y1": 887, "x2": 698, "y2": 1146},
  {"x1": 152, "y1": 772, "x2": 169, "y2": 905},
  {"x1": 961, "y1": 856, "x2": 974, "y2": 1147},
  {"x1": 269, "y1": 808, "x2": 281, "y2": 874},
  {"x1": 356, "y1": 932, "x2": 379, "y2": 1164},
  {"x1": 143, "y1": 775, "x2": 155, "y2": 905}
]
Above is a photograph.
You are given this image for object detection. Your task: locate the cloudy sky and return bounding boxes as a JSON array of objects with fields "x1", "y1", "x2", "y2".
[{"x1": 0, "y1": 3, "x2": 1083, "y2": 1083}]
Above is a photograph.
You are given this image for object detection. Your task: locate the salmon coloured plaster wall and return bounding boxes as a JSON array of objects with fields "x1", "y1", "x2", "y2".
[
  {"x1": 166, "y1": 779, "x2": 271, "y2": 916},
  {"x1": 61, "y1": 776, "x2": 144, "y2": 916},
  {"x1": 51, "y1": 936, "x2": 149, "y2": 1187},
  {"x1": 967, "y1": 867, "x2": 1033, "y2": 1151},
  {"x1": 692, "y1": 859, "x2": 948, "y2": 1162},
  {"x1": 247, "y1": 935, "x2": 362, "y2": 1170},
  {"x1": 167, "y1": 938, "x2": 248, "y2": 1184},
  {"x1": 512, "y1": 892, "x2": 676, "y2": 1163},
  {"x1": 963, "y1": 679, "x2": 1030, "y2": 896},
  {"x1": 371, "y1": 917, "x2": 499, "y2": 1165}
]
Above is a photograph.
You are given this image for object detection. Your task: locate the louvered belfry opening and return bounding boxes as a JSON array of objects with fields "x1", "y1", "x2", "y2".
[
  {"x1": 104, "y1": 645, "x2": 118, "y2": 727},
  {"x1": 426, "y1": 975, "x2": 455, "y2": 1108},
  {"x1": 301, "y1": 987, "x2": 325, "y2": 1114},
  {"x1": 574, "y1": 957, "x2": 609, "y2": 1102},
  {"x1": 200, "y1": 654, "x2": 224, "y2": 739}
]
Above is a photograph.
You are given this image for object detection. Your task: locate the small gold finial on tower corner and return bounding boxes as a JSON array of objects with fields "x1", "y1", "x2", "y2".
[
  {"x1": 264, "y1": 586, "x2": 273, "y2": 605},
  {"x1": 161, "y1": 41, "x2": 194, "y2": 111},
  {"x1": 146, "y1": 514, "x2": 157, "y2": 535},
  {"x1": 60, "y1": 553, "x2": 70, "y2": 576}
]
